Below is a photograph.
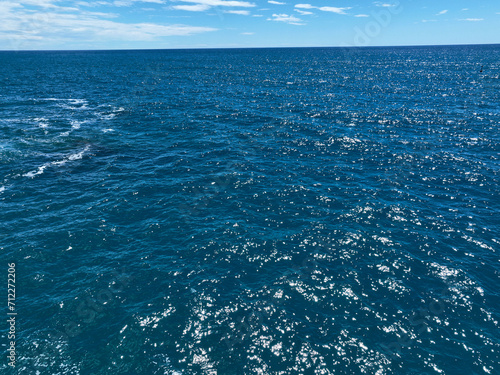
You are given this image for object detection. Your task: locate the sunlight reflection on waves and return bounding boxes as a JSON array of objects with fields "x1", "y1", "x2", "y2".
[{"x1": 1, "y1": 46, "x2": 499, "y2": 374}]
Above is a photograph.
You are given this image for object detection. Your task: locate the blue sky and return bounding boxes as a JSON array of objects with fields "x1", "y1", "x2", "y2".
[{"x1": 1, "y1": 0, "x2": 499, "y2": 50}]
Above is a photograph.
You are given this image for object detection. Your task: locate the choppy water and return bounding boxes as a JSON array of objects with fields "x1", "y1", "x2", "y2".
[{"x1": 1, "y1": 45, "x2": 499, "y2": 374}]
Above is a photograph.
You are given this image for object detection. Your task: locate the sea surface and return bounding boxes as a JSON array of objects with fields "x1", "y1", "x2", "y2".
[{"x1": 1, "y1": 45, "x2": 499, "y2": 374}]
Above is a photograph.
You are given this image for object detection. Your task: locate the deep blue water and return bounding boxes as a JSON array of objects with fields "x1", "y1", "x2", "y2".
[{"x1": 1, "y1": 45, "x2": 499, "y2": 374}]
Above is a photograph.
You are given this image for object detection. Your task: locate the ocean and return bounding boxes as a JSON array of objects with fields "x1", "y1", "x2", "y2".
[{"x1": 1, "y1": 45, "x2": 499, "y2": 374}]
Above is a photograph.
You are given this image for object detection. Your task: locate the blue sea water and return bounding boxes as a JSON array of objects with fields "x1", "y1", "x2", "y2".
[{"x1": 1, "y1": 45, "x2": 499, "y2": 374}]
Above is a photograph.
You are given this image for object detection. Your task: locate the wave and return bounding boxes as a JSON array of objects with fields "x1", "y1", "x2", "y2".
[
  {"x1": 70, "y1": 120, "x2": 84, "y2": 130},
  {"x1": 33, "y1": 117, "x2": 49, "y2": 129},
  {"x1": 23, "y1": 145, "x2": 91, "y2": 179},
  {"x1": 37, "y1": 98, "x2": 87, "y2": 105},
  {"x1": 97, "y1": 106, "x2": 125, "y2": 120}
]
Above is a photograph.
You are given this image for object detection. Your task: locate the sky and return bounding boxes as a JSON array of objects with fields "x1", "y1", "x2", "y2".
[{"x1": 1, "y1": 0, "x2": 499, "y2": 50}]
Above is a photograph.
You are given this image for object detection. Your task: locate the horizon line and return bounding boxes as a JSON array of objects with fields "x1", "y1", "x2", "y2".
[{"x1": 1, "y1": 42, "x2": 499, "y2": 53}]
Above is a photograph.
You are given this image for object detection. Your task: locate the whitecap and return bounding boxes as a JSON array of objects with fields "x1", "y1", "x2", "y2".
[
  {"x1": 37, "y1": 97, "x2": 66, "y2": 102},
  {"x1": 23, "y1": 165, "x2": 48, "y2": 178},
  {"x1": 23, "y1": 145, "x2": 90, "y2": 178},
  {"x1": 98, "y1": 106, "x2": 125, "y2": 120},
  {"x1": 39, "y1": 98, "x2": 87, "y2": 105},
  {"x1": 59, "y1": 103, "x2": 88, "y2": 110},
  {"x1": 70, "y1": 120, "x2": 83, "y2": 130},
  {"x1": 67, "y1": 99, "x2": 87, "y2": 105},
  {"x1": 33, "y1": 117, "x2": 49, "y2": 129},
  {"x1": 53, "y1": 98, "x2": 89, "y2": 110},
  {"x1": 68, "y1": 145, "x2": 90, "y2": 161}
]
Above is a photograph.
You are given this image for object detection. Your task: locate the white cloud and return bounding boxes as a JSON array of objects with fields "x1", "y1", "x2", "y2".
[
  {"x1": 295, "y1": 3, "x2": 314, "y2": 9},
  {"x1": 436, "y1": 10, "x2": 447, "y2": 15},
  {"x1": 17, "y1": 0, "x2": 60, "y2": 7},
  {"x1": 318, "y1": 6, "x2": 350, "y2": 14},
  {"x1": 268, "y1": 0, "x2": 285, "y2": 4},
  {"x1": 223, "y1": 9, "x2": 250, "y2": 14},
  {"x1": 295, "y1": 4, "x2": 349, "y2": 14},
  {"x1": 0, "y1": 1, "x2": 216, "y2": 49},
  {"x1": 113, "y1": 0, "x2": 165, "y2": 6},
  {"x1": 0, "y1": 1, "x2": 20, "y2": 12},
  {"x1": 354, "y1": 14, "x2": 369, "y2": 17},
  {"x1": 294, "y1": 9, "x2": 312, "y2": 15},
  {"x1": 252, "y1": 14, "x2": 263, "y2": 16},
  {"x1": 374, "y1": 2, "x2": 395, "y2": 7},
  {"x1": 2, "y1": 0, "x2": 116, "y2": 17},
  {"x1": 77, "y1": 0, "x2": 166, "y2": 7},
  {"x1": 176, "y1": 0, "x2": 255, "y2": 7},
  {"x1": 241, "y1": 31, "x2": 254, "y2": 34},
  {"x1": 459, "y1": 18, "x2": 484, "y2": 21},
  {"x1": 267, "y1": 13, "x2": 304, "y2": 25},
  {"x1": 11, "y1": 0, "x2": 82, "y2": 12},
  {"x1": 172, "y1": 4, "x2": 210, "y2": 11},
  {"x1": 77, "y1": 1, "x2": 111, "y2": 7}
]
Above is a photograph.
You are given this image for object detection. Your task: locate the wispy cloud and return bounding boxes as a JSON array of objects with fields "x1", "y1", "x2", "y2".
[
  {"x1": 294, "y1": 9, "x2": 312, "y2": 15},
  {"x1": 268, "y1": 0, "x2": 285, "y2": 4},
  {"x1": 373, "y1": 1, "x2": 396, "y2": 7},
  {"x1": 295, "y1": 3, "x2": 314, "y2": 9},
  {"x1": 436, "y1": 10, "x2": 447, "y2": 15},
  {"x1": 113, "y1": 0, "x2": 165, "y2": 6},
  {"x1": 175, "y1": 0, "x2": 255, "y2": 8},
  {"x1": 77, "y1": 0, "x2": 166, "y2": 7},
  {"x1": 0, "y1": 0, "x2": 216, "y2": 49},
  {"x1": 318, "y1": 6, "x2": 350, "y2": 14},
  {"x1": 16, "y1": 0, "x2": 73, "y2": 7},
  {"x1": 294, "y1": 3, "x2": 350, "y2": 14},
  {"x1": 267, "y1": 13, "x2": 304, "y2": 25},
  {"x1": 172, "y1": 4, "x2": 210, "y2": 11},
  {"x1": 459, "y1": 18, "x2": 484, "y2": 21},
  {"x1": 76, "y1": 1, "x2": 112, "y2": 7},
  {"x1": 223, "y1": 9, "x2": 250, "y2": 14},
  {"x1": 171, "y1": 0, "x2": 255, "y2": 13},
  {"x1": 241, "y1": 31, "x2": 254, "y2": 34},
  {"x1": 354, "y1": 14, "x2": 369, "y2": 17}
]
